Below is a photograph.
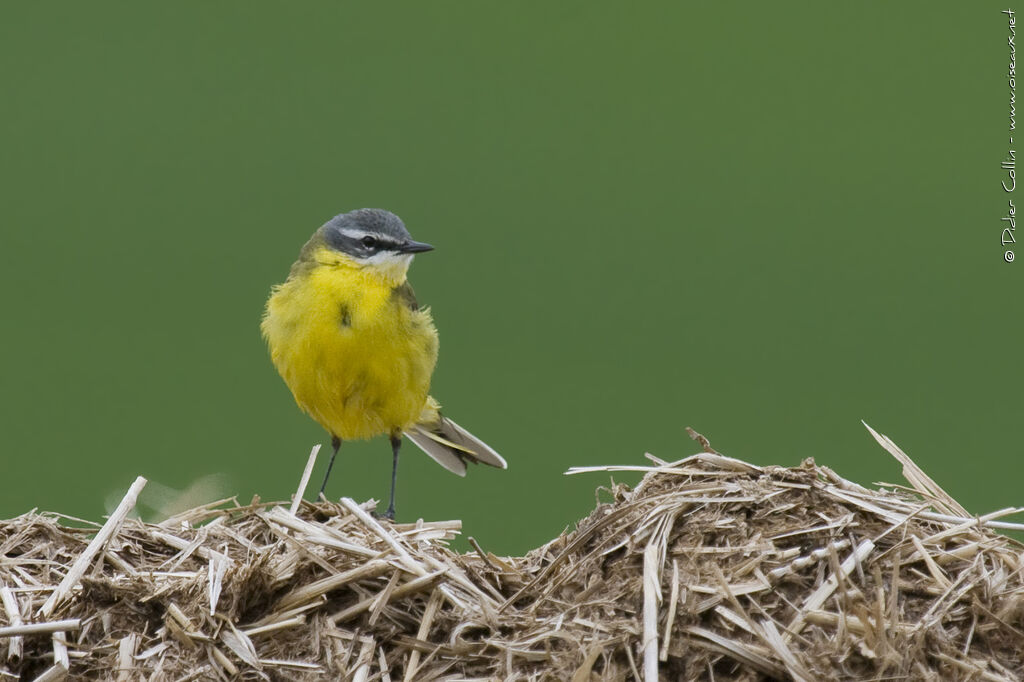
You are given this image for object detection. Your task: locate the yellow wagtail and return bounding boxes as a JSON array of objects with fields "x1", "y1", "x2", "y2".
[{"x1": 261, "y1": 208, "x2": 506, "y2": 518}]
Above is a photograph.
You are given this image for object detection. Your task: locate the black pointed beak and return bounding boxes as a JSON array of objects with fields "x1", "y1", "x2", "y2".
[{"x1": 399, "y1": 240, "x2": 434, "y2": 253}]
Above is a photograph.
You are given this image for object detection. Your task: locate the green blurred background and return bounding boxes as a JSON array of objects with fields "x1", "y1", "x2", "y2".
[{"x1": 1, "y1": 3, "x2": 1019, "y2": 555}]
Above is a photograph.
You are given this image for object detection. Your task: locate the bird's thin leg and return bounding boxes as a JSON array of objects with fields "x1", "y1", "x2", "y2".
[
  {"x1": 384, "y1": 433, "x2": 402, "y2": 519},
  {"x1": 319, "y1": 436, "x2": 342, "y2": 499}
]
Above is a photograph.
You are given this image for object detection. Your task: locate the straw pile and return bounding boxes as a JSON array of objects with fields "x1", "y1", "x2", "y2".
[{"x1": 2, "y1": 423, "x2": 1024, "y2": 681}]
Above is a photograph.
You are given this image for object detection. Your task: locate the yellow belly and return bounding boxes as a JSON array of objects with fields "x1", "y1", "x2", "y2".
[{"x1": 261, "y1": 262, "x2": 439, "y2": 440}]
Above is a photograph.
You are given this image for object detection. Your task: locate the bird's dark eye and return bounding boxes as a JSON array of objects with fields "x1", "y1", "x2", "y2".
[{"x1": 361, "y1": 236, "x2": 377, "y2": 248}]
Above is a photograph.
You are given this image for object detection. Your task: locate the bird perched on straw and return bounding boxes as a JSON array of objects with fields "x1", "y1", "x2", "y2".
[{"x1": 261, "y1": 208, "x2": 506, "y2": 518}]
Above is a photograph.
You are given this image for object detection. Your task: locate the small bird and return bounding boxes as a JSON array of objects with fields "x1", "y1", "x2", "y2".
[{"x1": 261, "y1": 208, "x2": 506, "y2": 518}]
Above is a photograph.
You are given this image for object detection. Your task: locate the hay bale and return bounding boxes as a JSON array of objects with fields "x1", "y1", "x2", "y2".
[{"x1": 2, "y1": 425, "x2": 1023, "y2": 680}]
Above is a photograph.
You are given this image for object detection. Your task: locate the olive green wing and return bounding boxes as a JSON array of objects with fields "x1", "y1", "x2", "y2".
[{"x1": 392, "y1": 281, "x2": 420, "y2": 311}]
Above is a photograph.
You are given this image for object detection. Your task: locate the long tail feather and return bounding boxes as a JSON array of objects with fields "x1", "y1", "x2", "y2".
[{"x1": 405, "y1": 417, "x2": 507, "y2": 476}]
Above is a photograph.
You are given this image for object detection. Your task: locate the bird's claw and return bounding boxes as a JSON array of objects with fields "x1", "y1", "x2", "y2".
[{"x1": 371, "y1": 507, "x2": 396, "y2": 521}]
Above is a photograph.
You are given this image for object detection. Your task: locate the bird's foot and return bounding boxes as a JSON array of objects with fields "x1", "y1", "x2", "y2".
[{"x1": 373, "y1": 505, "x2": 396, "y2": 521}]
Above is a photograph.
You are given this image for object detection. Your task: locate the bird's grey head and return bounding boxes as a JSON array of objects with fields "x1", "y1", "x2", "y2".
[{"x1": 321, "y1": 208, "x2": 433, "y2": 260}]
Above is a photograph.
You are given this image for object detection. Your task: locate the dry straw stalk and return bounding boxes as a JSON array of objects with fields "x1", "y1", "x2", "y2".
[{"x1": 2, "y1": 423, "x2": 1024, "y2": 680}]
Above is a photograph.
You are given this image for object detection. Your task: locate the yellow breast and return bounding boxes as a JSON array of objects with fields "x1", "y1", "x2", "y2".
[{"x1": 261, "y1": 249, "x2": 439, "y2": 440}]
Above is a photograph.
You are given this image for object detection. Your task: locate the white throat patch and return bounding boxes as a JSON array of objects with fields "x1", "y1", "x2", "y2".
[{"x1": 358, "y1": 251, "x2": 414, "y2": 283}]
